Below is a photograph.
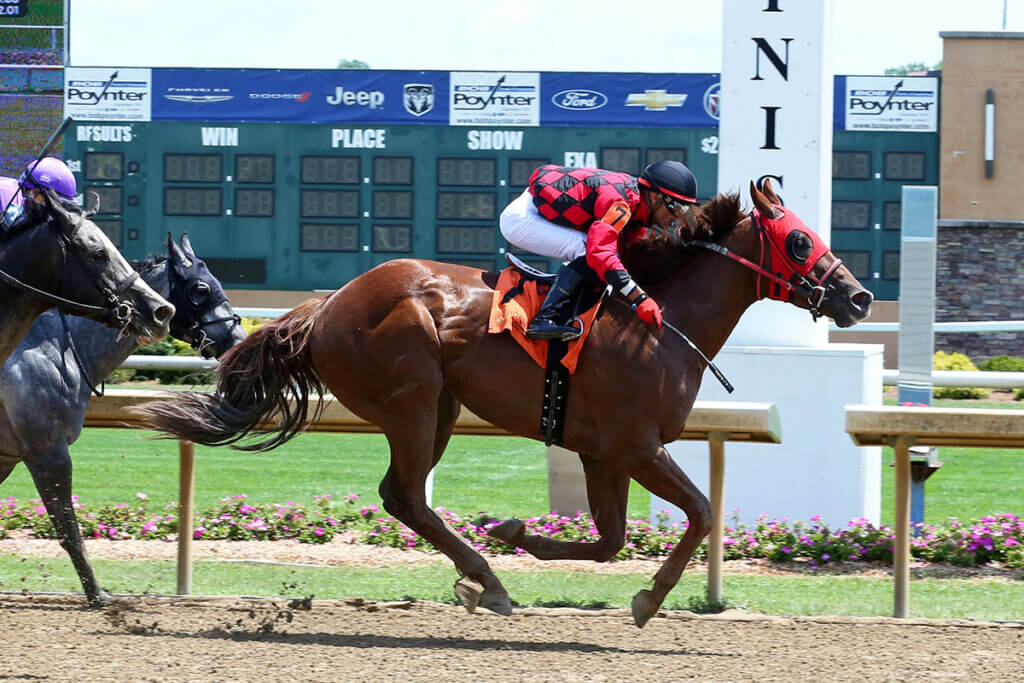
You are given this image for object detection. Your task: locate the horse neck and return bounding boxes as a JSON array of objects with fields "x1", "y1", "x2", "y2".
[
  {"x1": 652, "y1": 220, "x2": 762, "y2": 360},
  {"x1": 0, "y1": 230, "x2": 65, "y2": 365},
  {"x1": 59, "y1": 260, "x2": 170, "y2": 380}
]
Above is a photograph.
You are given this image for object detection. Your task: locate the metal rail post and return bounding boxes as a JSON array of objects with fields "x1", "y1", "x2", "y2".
[
  {"x1": 706, "y1": 432, "x2": 729, "y2": 606},
  {"x1": 890, "y1": 434, "x2": 915, "y2": 618},
  {"x1": 176, "y1": 440, "x2": 195, "y2": 595}
]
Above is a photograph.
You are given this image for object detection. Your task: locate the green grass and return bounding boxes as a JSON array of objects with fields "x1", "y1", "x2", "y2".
[
  {"x1": 1, "y1": 555, "x2": 1020, "y2": 621},
  {"x1": 0, "y1": 396, "x2": 1018, "y2": 525},
  {"x1": 0, "y1": 429, "x2": 653, "y2": 521}
]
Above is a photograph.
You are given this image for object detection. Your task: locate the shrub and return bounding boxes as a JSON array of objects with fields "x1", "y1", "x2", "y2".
[
  {"x1": 977, "y1": 355, "x2": 1024, "y2": 399},
  {"x1": 933, "y1": 351, "x2": 988, "y2": 399},
  {"x1": 979, "y1": 355, "x2": 1024, "y2": 372},
  {"x1": 241, "y1": 316, "x2": 271, "y2": 334}
]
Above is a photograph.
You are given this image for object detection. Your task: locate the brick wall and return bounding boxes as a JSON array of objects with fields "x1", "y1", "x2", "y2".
[{"x1": 936, "y1": 221, "x2": 1024, "y2": 361}]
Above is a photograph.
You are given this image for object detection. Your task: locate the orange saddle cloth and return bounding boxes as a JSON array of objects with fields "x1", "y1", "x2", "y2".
[{"x1": 487, "y1": 267, "x2": 603, "y2": 374}]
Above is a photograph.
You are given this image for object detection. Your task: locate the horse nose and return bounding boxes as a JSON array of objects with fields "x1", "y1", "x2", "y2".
[
  {"x1": 851, "y1": 289, "x2": 873, "y2": 317},
  {"x1": 153, "y1": 303, "x2": 175, "y2": 327}
]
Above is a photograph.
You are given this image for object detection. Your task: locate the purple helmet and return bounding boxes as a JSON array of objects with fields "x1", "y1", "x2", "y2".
[{"x1": 20, "y1": 157, "x2": 77, "y2": 199}]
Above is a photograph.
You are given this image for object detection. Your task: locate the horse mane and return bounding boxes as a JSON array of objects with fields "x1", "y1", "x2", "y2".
[
  {"x1": 620, "y1": 192, "x2": 746, "y2": 287},
  {"x1": 131, "y1": 255, "x2": 168, "y2": 275}
]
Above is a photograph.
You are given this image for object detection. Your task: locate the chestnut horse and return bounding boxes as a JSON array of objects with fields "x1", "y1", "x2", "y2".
[{"x1": 136, "y1": 181, "x2": 872, "y2": 627}]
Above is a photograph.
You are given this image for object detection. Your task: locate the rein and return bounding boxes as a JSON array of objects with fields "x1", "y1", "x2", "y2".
[
  {"x1": 60, "y1": 310, "x2": 105, "y2": 398},
  {"x1": 609, "y1": 296, "x2": 734, "y2": 393}
]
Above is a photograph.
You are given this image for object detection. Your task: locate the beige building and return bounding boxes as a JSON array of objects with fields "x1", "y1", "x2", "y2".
[{"x1": 939, "y1": 31, "x2": 1024, "y2": 220}]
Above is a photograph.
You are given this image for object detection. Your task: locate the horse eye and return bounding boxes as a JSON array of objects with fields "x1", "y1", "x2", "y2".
[{"x1": 192, "y1": 281, "x2": 211, "y2": 298}]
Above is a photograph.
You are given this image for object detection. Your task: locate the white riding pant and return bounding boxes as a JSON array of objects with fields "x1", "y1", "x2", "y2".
[{"x1": 499, "y1": 190, "x2": 586, "y2": 262}]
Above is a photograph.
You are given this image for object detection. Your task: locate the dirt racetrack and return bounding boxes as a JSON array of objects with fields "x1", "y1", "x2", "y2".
[{"x1": 1, "y1": 593, "x2": 1021, "y2": 682}]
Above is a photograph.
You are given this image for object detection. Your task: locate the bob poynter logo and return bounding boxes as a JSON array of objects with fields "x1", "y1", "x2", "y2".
[
  {"x1": 403, "y1": 83, "x2": 434, "y2": 117},
  {"x1": 67, "y1": 70, "x2": 144, "y2": 105},
  {"x1": 452, "y1": 75, "x2": 536, "y2": 110}
]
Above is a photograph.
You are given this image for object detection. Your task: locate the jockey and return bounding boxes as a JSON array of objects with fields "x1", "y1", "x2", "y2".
[
  {"x1": 2, "y1": 157, "x2": 78, "y2": 231},
  {"x1": 499, "y1": 160, "x2": 698, "y2": 340},
  {"x1": 0, "y1": 177, "x2": 22, "y2": 227}
]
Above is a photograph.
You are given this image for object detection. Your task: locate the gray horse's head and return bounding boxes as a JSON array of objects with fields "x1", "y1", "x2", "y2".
[{"x1": 164, "y1": 233, "x2": 247, "y2": 359}]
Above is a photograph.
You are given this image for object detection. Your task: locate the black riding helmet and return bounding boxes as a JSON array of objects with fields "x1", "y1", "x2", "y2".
[{"x1": 638, "y1": 160, "x2": 699, "y2": 215}]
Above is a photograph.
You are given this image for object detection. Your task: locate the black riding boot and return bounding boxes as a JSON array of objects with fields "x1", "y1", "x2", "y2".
[{"x1": 526, "y1": 257, "x2": 590, "y2": 341}]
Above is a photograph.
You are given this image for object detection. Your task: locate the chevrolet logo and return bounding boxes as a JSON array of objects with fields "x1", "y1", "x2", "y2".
[{"x1": 625, "y1": 90, "x2": 687, "y2": 111}]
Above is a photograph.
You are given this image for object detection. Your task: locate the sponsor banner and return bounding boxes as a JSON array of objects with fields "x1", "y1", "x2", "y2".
[
  {"x1": 841, "y1": 76, "x2": 938, "y2": 132},
  {"x1": 151, "y1": 69, "x2": 448, "y2": 124},
  {"x1": 64, "y1": 67, "x2": 152, "y2": 122},
  {"x1": 449, "y1": 72, "x2": 539, "y2": 126},
  {"x1": 540, "y1": 73, "x2": 720, "y2": 128}
]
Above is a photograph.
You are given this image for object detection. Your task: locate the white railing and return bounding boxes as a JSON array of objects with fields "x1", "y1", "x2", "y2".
[
  {"x1": 830, "y1": 320, "x2": 1024, "y2": 333},
  {"x1": 117, "y1": 308, "x2": 1023, "y2": 388}
]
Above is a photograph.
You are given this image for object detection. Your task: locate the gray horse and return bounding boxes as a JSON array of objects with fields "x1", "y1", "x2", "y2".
[{"x1": 0, "y1": 234, "x2": 246, "y2": 605}]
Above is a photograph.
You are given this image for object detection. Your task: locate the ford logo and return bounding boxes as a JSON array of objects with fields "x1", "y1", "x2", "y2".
[{"x1": 552, "y1": 89, "x2": 608, "y2": 111}]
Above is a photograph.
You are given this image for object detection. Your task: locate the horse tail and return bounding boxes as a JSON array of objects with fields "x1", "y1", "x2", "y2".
[{"x1": 131, "y1": 296, "x2": 330, "y2": 452}]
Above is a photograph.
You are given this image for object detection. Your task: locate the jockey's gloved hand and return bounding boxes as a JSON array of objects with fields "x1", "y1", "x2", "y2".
[{"x1": 634, "y1": 296, "x2": 663, "y2": 328}]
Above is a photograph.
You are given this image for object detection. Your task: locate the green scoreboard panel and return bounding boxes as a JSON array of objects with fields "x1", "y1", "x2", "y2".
[
  {"x1": 65, "y1": 121, "x2": 719, "y2": 290},
  {"x1": 66, "y1": 121, "x2": 936, "y2": 300},
  {"x1": 830, "y1": 131, "x2": 939, "y2": 301}
]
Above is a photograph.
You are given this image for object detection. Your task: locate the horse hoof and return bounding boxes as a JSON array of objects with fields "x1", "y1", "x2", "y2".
[
  {"x1": 631, "y1": 589, "x2": 660, "y2": 628},
  {"x1": 88, "y1": 590, "x2": 114, "y2": 608},
  {"x1": 478, "y1": 589, "x2": 513, "y2": 617},
  {"x1": 453, "y1": 576, "x2": 482, "y2": 614},
  {"x1": 488, "y1": 519, "x2": 525, "y2": 545}
]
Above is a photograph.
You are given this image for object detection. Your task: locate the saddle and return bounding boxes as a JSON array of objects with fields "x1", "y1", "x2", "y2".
[{"x1": 489, "y1": 254, "x2": 606, "y2": 446}]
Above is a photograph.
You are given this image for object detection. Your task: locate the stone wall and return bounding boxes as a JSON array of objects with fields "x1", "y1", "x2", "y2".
[{"x1": 935, "y1": 220, "x2": 1024, "y2": 361}]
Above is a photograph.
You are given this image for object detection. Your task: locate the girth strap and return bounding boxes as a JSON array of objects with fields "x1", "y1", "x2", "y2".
[{"x1": 540, "y1": 339, "x2": 571, "y2": 447}]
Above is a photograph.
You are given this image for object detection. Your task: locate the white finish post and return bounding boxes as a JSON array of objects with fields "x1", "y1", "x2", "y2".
[{"x1": 719, "y1": 0, "x2": 834, "y2": 347}]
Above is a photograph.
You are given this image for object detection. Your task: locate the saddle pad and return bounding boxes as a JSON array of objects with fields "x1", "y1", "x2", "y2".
[{"x1": 487, "y1": 267, "x2": 601, "y2": 374}]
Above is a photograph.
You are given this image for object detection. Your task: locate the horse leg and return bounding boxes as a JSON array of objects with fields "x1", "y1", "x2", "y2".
[
  {"x1": 23, "y1": 448, "x2": 111, "y2": 606},
  {"x1": 377, "y1": 391, "x2": 512, "y2": 617},
  {"x1": 0, "y1": 454, "x2": 19, "y2": 485},
  {"x1": 623, "y1": 445, "x2": 711, "y2": 628},
  {"x1": 489, "y1": 453, "x2": 629, "y2": 561}
]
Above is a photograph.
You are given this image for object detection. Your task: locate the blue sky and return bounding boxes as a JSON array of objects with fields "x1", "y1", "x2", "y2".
[{"x1": 68, "y1": 0, "x2": 1020, "y2": 75}]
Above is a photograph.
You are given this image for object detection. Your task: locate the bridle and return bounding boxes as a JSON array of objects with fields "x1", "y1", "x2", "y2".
[
  {"x1": 0, "y1": 214, "x2": 141, "y2": 334},
  {"x1": 167, "y1": 266, "x2": 241, "y2": 357},
  {"x1": 689, "y1": 209, "x2": 844, "y2": 321}
]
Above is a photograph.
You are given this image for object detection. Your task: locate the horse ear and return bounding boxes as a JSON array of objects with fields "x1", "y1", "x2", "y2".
[
  {"x1": 43, "y1": 187, "x2": 82, "y2": 230},
  {"x1": 179, "y1": 233, "x2": 197, "y2": 261},
  {"x1": 760, "y1": 177, "x2": 783, "y2": 205},
  {"x1": 749, "y1": 181, "x2": 780, "y2": 219},
  {"x1": 167, "y1": 231, "x2": 190, "y2": 267}
]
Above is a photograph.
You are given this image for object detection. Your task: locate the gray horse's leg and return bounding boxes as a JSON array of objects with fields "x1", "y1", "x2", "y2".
[
  {"x1": 23, "y1": 449, "x2": 112, "y2": 606},
  {"x1": 0, "y1": 454, "x2": 19, "y2": 485}
]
